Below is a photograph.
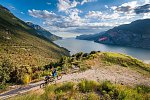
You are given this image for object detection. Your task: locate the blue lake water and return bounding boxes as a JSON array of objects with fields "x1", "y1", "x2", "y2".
[{"x1": 54, "y1": 38, "x2": 150, "y2": 63}]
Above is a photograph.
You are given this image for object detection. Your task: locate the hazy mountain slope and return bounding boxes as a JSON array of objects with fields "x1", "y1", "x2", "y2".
[
  {"x1": 77, "y1": 19, "x2": 150, "y2": 49},
  {"x1": 76, "y1": 32, "x2": 105, "y2": 41},
  {"x1": 96, "y1": 19, "x2": 150, "y2": 49},
  {"x1": 0, "y1": 5, "x2": 69, "y2": 67},
  {"x1": 26, "y1": 22, "x2": 62, "y2": 41}
]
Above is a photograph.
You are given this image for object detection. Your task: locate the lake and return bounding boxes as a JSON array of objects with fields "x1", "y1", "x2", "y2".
[{"x1": 54, "y1": 38, "x2": 150, "y2": 63}]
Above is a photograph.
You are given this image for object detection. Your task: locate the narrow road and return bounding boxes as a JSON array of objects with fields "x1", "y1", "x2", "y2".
[{"x1": 0, "y1": 66, "x2": 150, "y2": 100}]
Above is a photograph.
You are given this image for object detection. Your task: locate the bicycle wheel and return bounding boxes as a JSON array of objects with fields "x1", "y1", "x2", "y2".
[
  {"x1": 57, "y1": 74, "x2": 62, "y2": 80},
  {"x1": 40, "y1": 83, "x2": 45, "y2": 88},
  {"x1": 49, "y1": 77, "x2": 54, "y2": 82}
]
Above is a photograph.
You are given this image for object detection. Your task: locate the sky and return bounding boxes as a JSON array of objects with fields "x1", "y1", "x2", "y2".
[{"x1": 0, "y1": 0, "x2": 150, "y2": 37}]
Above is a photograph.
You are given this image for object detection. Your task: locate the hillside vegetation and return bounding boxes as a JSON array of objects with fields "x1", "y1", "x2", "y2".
[
  {"x1": 57, "y1": 51, "x2": 150, "y2": 75},
  {"x1": 0, "y1": 5, "x2": 69, "y2": 67},
  {"x1": 1, "y1": 51, "x2": 150, "y2": 99},
  {"x1": 10, "y1": 80, "x2": 150, "y2": 100},
  {"x1": 0, "y1": 5, "x2": 69, "y2": 90}
]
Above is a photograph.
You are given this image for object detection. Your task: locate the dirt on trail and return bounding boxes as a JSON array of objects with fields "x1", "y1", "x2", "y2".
[{"x1": 0, "y1": 65, "x2": 150, "y2": 99}]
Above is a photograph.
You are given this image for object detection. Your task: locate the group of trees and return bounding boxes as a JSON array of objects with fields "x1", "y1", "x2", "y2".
[
  {"x1": 0, "y1": 59, "x2": 42, "y2": 88},
  {"x1": 0, "y1": 58, "x2": 65, "y2": 90}
]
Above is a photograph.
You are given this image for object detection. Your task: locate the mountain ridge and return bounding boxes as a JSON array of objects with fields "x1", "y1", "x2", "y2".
[
  {"x1": 0, "y1": 5, "x2": 70, "y2": 67},
  {"x1": 76, "y1": 19, "x2": 150, "y2": 49},
  {"x1": 26, "y1": 22, "x2": 62, "y2": 41}
]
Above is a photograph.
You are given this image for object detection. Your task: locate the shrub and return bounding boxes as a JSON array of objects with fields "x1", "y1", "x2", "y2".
[
  {"x1": 78, "y1": 80, "x2": 98, "y2": 93},
  {"x1": 56, "y1": 92, "x2": 66, "y2": 100},
  {"x1": 0, "y1": 59, "x2": 14, "y2": 84},
  {"x1": 82, "y1": 53, "x2": 89, "y2": 58},
  {"x1": 79, "y1": 65, "x2": 89, "y2": 71},
  {"x1": 118, "y1": 91, "x2": 127, "y2": 100},
  {"x1": 98, "y1": 81, "x2": 115, "y2": 93},
  {"x1": 22, "y1": 74, "x2": 31, "y2": 84},
  {"x1": 102, "y1": 94, "x2": 111, "y2": 100},
  {"x1": 56, "y1": 66, "x2": 62, "y2": 71},
  {"x1": 87, "y1": 92, "x2": 100, "y2": 100},
  {"x1": 55, "y1": 82, "x2": 74, "y2": 93},
  {"x1": 0, "y1": 84, "x2": 7, "y2": 90},
  {"x1": 32, "y1": 72, "x2": 41, "y2": 80},
  {"x1": 41, "y1": 70, "x2": 50, "y2": 77},
  {"x1": 90, "y1": 51, "x2": 97, "y2": 54},
  {"x1": 74, "y1": 52, "x2": 84, "y2": 60},
  {"x1": 136, "y1": 85, "x2": 150, "y2": 94}
]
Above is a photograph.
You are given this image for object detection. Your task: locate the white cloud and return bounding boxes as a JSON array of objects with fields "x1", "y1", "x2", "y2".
[
  {"x1": 28, "y1": 9, "x2": 61, "y2": 20},
  {"x1": 121, "y1": 1, "x2": 138, "y2": 9},
  {"x1": 20, "y1": 12, "x2": 25, "y2": 14},
  {"x1": 57, "y1": 0, "x2": 97, "y2": 13},
  {"x1": 143, "y1": 12, "x2": 150, "y2": 18},
  {"x1": 81, "y1": 0, "x2": 97, "y2": 5},
  {"x1": 105, "y1": 5, "x2": 109, "y2": 9},
  {"x1": 57, "y1": 0, "x2": 79, "y2": 13},
  {"x1": 46, "y1": 2, "x2": 51, "y2": 5},
  {"x1": 111, "y1": 6, "x2": 117, "y2": 10},
  {"x1": 144, "y1": 0, "x2": 150, "y2": 4},
  {"x1": 9, "y1": 5, "x2": 16, "y2": 10},
  {"x1": 28, "y1": 0, "x2": 150, "y2": 37},
  {"x1": 85, "y1": 11, "x2": 120, "y2": 20}
]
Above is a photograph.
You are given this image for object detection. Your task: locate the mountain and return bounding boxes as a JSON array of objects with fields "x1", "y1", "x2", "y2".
[
  {"x1": 76, "y1": 32, "x2": 105, "y2": 41},
  {"x1": 26, "y1": 22, "x2": 62, "y2": 41},
  {"x1": 0, "y1": 5, "x2": 70, "y2": 67},
  {"x1": 77, "y1": 19, "x2": 150, "y2": 49},
  {"x1": 96, "y1": 19, "x2": 150, "y2": 49}
]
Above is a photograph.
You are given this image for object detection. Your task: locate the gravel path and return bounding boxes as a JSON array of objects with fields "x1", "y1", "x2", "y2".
[{"x1": 0, "y1": 65, "x2": 150, "y2": 100}]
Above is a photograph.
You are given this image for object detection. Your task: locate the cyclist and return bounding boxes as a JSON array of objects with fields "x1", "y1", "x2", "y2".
[
  {"x1": 45, "y1": 75, "x2": 50, "y2": 83},
  {"x1": 51, "y1": 66, "x2": 57, "y2": 78}
]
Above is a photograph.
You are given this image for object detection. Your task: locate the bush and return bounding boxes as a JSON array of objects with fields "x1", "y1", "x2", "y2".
[
  {"x1": 90, "y1": 51, "x2": 97, "y2": 54},
  {"x1": 32, "y1": 72, "x2": 41, "y2": 80},
  {"x1": 87, "y1": 92, "x2": 100, "y2": 100},
  {"x1": 55, "y1": 82, "x2": 74, "y2": 93},
  {"x1": 22, "y1": 74, "x2": 31, "y2": 84},
  {"x1": 136, "y1": 85, "x2": 150, "y2": 94},
  {"x1": 102, "y1": 94, "x2": 111, "y2": 100},
  {"x1": 98, "y1": 81, "x2": 115, "y2": 93},
  {"x1": 79, "y1": 65, "x2": 89, "y2": 71},
  {"x1": 41, "y1": 70, "x2": 51, "y2": 77},
  {"x1": 0, "y1": 59, "x2": 14, "y2": 84},
  {"x1": 74, "y1": 52, "x2": 84, "y2": 60},
  {"x1": 82, "y1": 53, "x2": 89, "y2": 58},
  {"x1": 0, "y1": 84, "x2": 7, "y2": 90},
  {"x1": 78, "y1": 80, "x2": 98, "y2": 93}
]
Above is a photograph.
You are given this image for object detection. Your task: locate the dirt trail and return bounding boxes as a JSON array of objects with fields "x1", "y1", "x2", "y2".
[{"x1": 0, "y1": 65, "x2": 150, "y2": 100}]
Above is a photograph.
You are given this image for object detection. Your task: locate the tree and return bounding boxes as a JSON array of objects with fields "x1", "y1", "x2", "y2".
[{"x1": 0, "y1": 59, "x2": 13, "y2": 84}]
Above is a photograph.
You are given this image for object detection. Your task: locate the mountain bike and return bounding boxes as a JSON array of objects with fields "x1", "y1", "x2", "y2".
[{"x1": 40, "y1": 72, "x2": 63, "y2": 88}]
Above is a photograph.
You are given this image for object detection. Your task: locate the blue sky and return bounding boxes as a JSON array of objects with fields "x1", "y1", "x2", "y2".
[{"x1": 0, "y1": 0, "x2": 150, "y2": 37}]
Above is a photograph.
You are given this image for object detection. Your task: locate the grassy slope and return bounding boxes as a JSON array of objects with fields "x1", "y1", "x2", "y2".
[
  {"x1": 0, "y1": 5, "x2": 69, "y2": 67},
  {"x1": 59, "y1": 51, "x2": 150, "y2": 75},
  {"x1": 8, "y1": 52, "x2": 150, "y2": 99},
  {"x1": 10, "y1": 80, "x2": 150, "y2": 100}
]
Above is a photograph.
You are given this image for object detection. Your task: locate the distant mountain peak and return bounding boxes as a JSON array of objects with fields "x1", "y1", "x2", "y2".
[{"x1": 26, "y1": 22, "x2": 62, "y2": 41}]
